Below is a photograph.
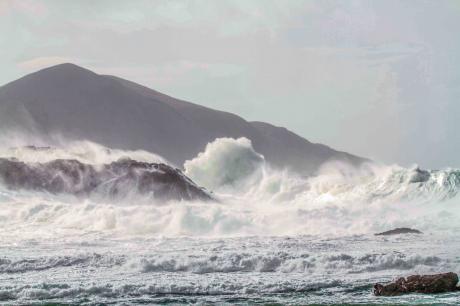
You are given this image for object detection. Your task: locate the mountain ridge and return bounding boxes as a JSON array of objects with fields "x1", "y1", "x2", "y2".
[{"x1": 0, "y1": 63, "x2": 366, "y2": 174}]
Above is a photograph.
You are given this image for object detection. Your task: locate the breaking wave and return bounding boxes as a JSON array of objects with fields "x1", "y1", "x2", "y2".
[
  {"x1": 0, "y1": 253, "x2": 125, "y2": 274},
  {"x1": 0, "y1": 137, "x2": 460, "y2": 239},
  {"x1": 0, "y1": 278, "x2": 344, "y2": 302},
  {"x1": 134, "y1": 251, "x2": 444, "y2": 274},
  {"x1": 0, "y1": 250, "x2": 445, "y2": 275},
  {"x1": 184, "y1": 137, "x2": 264, "y2": 192},
  {"x1": 0, "y1": 140, "x2": 166, "y2": 165}
]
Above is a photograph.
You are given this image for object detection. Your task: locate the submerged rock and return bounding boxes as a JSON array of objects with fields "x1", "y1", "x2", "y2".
[
  {"x1": 0, "y1": 158, "x2": 212, "y2": 202},
  {"x1": 375, "y1": 228, "x2": 422, "y2": 236},
  {"x1": 374, "y1": 272, "x2": 459, "y2": 296}
]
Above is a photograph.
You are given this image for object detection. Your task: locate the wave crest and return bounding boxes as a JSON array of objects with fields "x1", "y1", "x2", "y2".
[{"x1": 0, "y1": 137, "x2": 459, "y2": 238}]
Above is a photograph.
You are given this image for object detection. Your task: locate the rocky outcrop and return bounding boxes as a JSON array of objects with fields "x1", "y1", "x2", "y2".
[
  {"x1": 374, "y1": 272, "x2": 459, "y2": 296},
  {"x1": 375, "y1": 228, "x2": 422, "y2": 236},
  {"x1": 409, "y1": 167, "x2": 431, "y2": 183},
  {"x1": 0, "y1": 158, "x2": 212, "y2": 202}
]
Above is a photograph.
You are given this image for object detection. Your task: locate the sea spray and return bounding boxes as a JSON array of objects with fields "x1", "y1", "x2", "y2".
[
  {"x1": 0, "y1": 140, "x2": 167, "y2": 165},
  {"x1": 0, "y1": 137, "x2": 459, "y2": 239},
  {"x1": 0, "y1": 139, "x2": 460, "y2": 305},
  {"x1": 184, "y1": 137, "x2": 264, "y2": 192}
]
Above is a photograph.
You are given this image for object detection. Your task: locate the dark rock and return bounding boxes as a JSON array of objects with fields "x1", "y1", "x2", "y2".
[
  {"x1": 0, "y1": 158, "x2": 212, "y2": 202},
  {"x1": 374, "y1": 272, "x2": 459, "y2": 296},
  {"x1": 375, "y1": 228, "x2": 423, "y2": 236},
  {"x1": 409, "y1": 167, "x2": 431, "y2": 183}
]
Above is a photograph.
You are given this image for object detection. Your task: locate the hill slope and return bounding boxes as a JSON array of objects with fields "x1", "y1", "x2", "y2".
[{"x1": 0, "y1": 63, "x2": 365, "y2": 174}]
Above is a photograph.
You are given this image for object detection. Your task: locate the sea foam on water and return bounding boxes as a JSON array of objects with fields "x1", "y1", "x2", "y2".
[
  {"x1": 0, "y1": 137, "x2": 459, "y2": 239},
  {"x1": 0, "y1": 137, "x2": 460, "y2": 304}
]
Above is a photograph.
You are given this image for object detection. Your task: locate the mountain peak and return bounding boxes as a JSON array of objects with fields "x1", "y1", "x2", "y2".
[
  {"x1": 0, "y1": 62, "x2": 100, "y2": 90},
  {"x1": 49, "y1": 62, "x2": 83, "y2": 69},
  {"x1": 32, "y1": 63, "x2": 97, "y2": 78}
]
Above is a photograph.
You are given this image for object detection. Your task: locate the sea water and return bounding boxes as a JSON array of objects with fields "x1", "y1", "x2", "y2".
[{"x1": 0, "y1": 138, "x2": 459, "y2": 305}]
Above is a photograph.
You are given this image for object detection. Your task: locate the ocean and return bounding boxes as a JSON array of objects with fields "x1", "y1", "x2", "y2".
[{"x1": 0, "y1": 139, "x2": 459, "y2": 305}]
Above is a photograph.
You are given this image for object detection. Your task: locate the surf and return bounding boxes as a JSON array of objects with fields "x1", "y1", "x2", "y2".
[{"x1": 0, "y1": 137, "x2": 459, "y2": 241}]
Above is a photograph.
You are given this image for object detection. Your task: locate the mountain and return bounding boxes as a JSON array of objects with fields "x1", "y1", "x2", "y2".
[{"x1": 0, "y1": 63, "x2": 366, "y2": 174}]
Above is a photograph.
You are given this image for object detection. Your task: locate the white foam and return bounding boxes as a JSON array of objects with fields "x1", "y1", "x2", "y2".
[
  {"x1": 0, "y1": 137, "x2": 459, "y2": 240},
  {"x1": 0, "y1": 140, "x2": 166, "y2": 165},
  {"x1": 184, "y1": 137, "x2": 264, "y2": 192},
  {"x1": 132, "y1": 251, "x2": 443, "y2": 274}
]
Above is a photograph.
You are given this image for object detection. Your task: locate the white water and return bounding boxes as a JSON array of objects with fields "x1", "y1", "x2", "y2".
[
  {"x1": 1, "y1": 137, "x2": 460, "y2": 304},
  {"x1": 1, "y1": 137, "x2": 458, "y2": 240}
]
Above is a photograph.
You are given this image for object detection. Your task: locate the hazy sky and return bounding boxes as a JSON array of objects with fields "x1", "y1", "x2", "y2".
[{"x1": 1, "y1": 0, "x2": 460, "y2": 168}]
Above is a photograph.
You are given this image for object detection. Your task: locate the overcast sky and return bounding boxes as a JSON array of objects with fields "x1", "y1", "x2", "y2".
[{"x1": 1, "y1": 0, "x2": 460, "y2": 168}]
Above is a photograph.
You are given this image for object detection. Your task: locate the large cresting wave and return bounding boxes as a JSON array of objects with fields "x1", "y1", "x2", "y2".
[{"x1": 0, "y1": 136, "x2": 459, "y2": 240}]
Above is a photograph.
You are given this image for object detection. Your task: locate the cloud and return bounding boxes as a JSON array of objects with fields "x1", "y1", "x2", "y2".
[{"x1": 0, "y1": 0, "x2": 48, "y2": 17}]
